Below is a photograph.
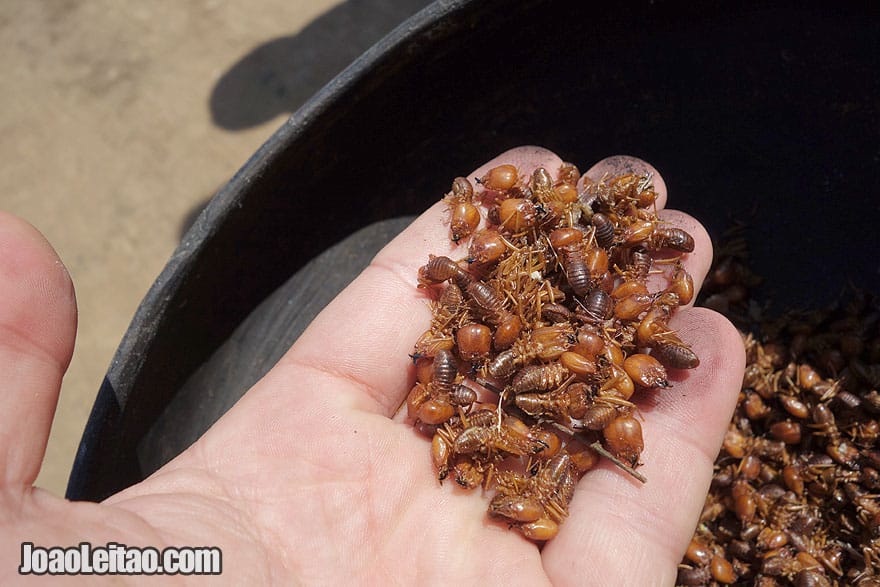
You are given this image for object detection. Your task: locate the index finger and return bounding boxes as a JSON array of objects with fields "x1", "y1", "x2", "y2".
[{"x1": 582, "y1": 154, "x2": 669, "y2": 211}]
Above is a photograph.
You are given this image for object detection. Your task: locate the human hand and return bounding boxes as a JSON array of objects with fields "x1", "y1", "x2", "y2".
[{"x1": 0, "y1": 146, "x2": 745, "y2": 585}]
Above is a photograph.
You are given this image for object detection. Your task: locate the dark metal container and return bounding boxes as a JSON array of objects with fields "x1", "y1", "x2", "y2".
[{"x1": 68, "y1": 0, "x2": 879, "y2": 501}]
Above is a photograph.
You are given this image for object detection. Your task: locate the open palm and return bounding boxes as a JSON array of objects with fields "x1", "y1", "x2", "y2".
[{"x1": 0, "y1": 147, "x2": 744, "y2": 585}]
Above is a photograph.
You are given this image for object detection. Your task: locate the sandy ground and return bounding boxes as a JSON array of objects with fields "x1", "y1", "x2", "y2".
[{"x1": 0, "y1": 0, "x2": 430, "y2": 496}]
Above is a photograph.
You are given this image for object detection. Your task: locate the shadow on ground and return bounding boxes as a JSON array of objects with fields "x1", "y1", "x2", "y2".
[
  {"x1": 178, "y1": 0, "x2": 432, "y2": 239},
  {"x1": 209, "y1": 0, "x2": 432, "y2": 131}
]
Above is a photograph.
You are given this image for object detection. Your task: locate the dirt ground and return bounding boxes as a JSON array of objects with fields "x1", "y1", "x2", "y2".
[{"x1": 0, "y1": 0, "x2": 430, "y2": 496}]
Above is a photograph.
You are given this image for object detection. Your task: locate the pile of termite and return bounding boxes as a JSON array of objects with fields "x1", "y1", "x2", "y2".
[
  {"x1": 677, "y1": 234, "x2": 880, "y2": 586},
  {"x1": 405, "y1": 161, "x2": 699, "y2": 541}
]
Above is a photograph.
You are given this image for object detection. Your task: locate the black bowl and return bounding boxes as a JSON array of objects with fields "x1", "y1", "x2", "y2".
[{"x1": 68, "y1": 0, "x2": 879, "y2": 501}]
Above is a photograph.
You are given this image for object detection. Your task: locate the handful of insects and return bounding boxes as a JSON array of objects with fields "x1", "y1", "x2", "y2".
[{"x1": 406, "y1": 160, "x2": 699, "y2": 541}]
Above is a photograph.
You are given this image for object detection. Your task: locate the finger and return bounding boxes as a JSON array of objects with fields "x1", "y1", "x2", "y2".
[
  {"x1": 0, "y1": 212, "x2": 77, "y2": 487},
  {"x1": 543, "y1": 308, "x2": 745, "y2": 585},
  {"x1": 582, "y1": 155, "x2": 714, "y2": 296},
  {"x1": 278, "y1": 146, "x2": 563, "y2": 416},
  {"x1": 582, "y1": 155, "x2": 668, "y2": 211},
  {"x1": 654, "y1": 208, "x2": 713, "y2": 306}
]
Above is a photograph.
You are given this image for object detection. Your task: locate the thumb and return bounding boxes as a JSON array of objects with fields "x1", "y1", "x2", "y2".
[{"x1": 0, "y1": 212, "x2": 77, "y2": 487}]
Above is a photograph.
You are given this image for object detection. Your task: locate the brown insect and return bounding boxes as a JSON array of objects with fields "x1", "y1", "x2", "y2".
[
  {"x1": 480, "y1": 164, "x2": 518, "y2": 191},
  {"x1": 405, "y1": 349, "x2": 478, "y2": 425},
  {"x1": 489, "y1": 453, "x2": 578, "y2": 541},
  {"x1": 635, "y1": 303, "x2": 700, "y2": 369},
  {"x1": 410, "y1": 161, "x2": 706, "y2": 544},
  {"x1": 580, "y1": 402, "x2": 620, "y2": 431},
  {"x1": 602, "y1": 414, "x2": 644, "y2": 467},
  {"x1": 453, "y1": 420, "x2": 547, "y2": 459},
  {"x1": 578, "y1": 288, "x2": 613, "y2": 322},
  {"x1": 419, "y1": 255, "x2": 472, "y2": 288},
  {"x1": 666, "y1": 262, "x2": 695, "y2": 305},
  {"x1": 444, "y1": 176, "x2": 480, "y2": 243},
  {"x1": 623, "y1": 353, "x2": 670, "y2": 388},
  {"x1": 456, "y1": 323, "x2": 492, "y2": 362},
  {"x1": 506, "y1": 366, "x2": 573, "y2": 400},
  {"x1": 467, "y1": 229, "x2": 510, "y2": 266},
  {"x1": 496, "y1": 198, "x2": 538, "y2": 233},
  {"x1": 430, "y1": 408, "x2": 500, "y2": 482},
  {"x1": 541, "y1": 302, "x2": 572, "y2": 324},
  {"x1": 486, "y1": 323, "x2": 575, "y2": 379},
  {"x1": 514, "y1": 381, "x2": 591, "y2": 422},
  {"x1": 649, "y1": 224, "x2": 695, "y2": 253},
  {"x1": 557, "y1": 243, "x2": 608, "y2": 298},
  {"x1": 529, "y1": 166, "x2": 583, "y2": 228},
  {"x1": 591, "y1": 213, "x2": 616, "y2": 248}
]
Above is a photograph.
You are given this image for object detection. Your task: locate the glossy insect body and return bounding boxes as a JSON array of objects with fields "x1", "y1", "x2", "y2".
[
  {"x1": 460, "y1": 279, "x2": 523, "y2": 351},
  {"x1": 431, "y1": 349, "x2": 458, "y2": 396},
  {"x1": 548, "y1": 226, "x2": 584, "y2": 249},
  {"x1": 451, "y1": 460, "x2": 485, "y2": 489},
  {"x1": 430, "y1": 431, "x2": 452, "y2": 481},
  {"x1": 650, "y1": 225, "x2": 695, "y2": 252},
  {"x1": 579, "y1": 288, "x2": 613, "y2": 322},
  {"x1": 449, "y1": 202, "x2": 480, "y2": 243},
  {"x1": 453, "y1": 422, "x2": 546, "y2": 458},
  {"x1": 514, "y1": 383, "x2": 590, "y2": 422},
  {"x1": 419, "y1": 255, "x2": 471, "y2": 288},
  {"x1": 406, "y1": 350, "x2": 475, "y2": 426},
  {"x1": 510, "y1": 362, "x2": 570, "y2": 394},
  {"x1": 467, "y1": 229, "x2": 508, "y2": 265},
  {"x1": 628, "y1": 247, "x2": 652, "y2": 281},
  {"x1": 532, "y1": 454, "x2": 577, "y2": 521},
  {"x1": 488, "y1": 494, "x2": 543, "y2": 523},
  {"x1": 406, "y1": 382, "x2": 431, "y2": 420},
  {"x1": 556, "y1": 162, "x2": 581, "y2": 186},
  {"x1": 415, "y1": 397, "x2": 455, "y2": 425},
  {"x1": 611, "y1": 277, "x2": 649, "y2": 300},
  {"x1": 411, "y1": 280, "x2": 468, "y2": 357},
  {"x1": 622, "y1": 219, "x2": 655, "y2": 245},
  {"x1": 444, "y1": 177, "x2": 479, "y2": 243},
  {"x1": 421, "y1": 259, "x2": 523, "y2": 351},
  {"x1": 530, "y1": 167, "x2": 553, "y2": 194},
  {"x1": 558, "y1": 243, "x2": 592, "y2": 297},
  {"x1": 667, "y1": 262, "x2": 695, "y2": 305},
  {"x1": 481, "y1": 164, "x2": 518, "y2": 191},
  {"x1": 541, "y1": 302, "x2": 572, "y2": 323},
  {"x1": 597, "y1": 173, "x2": 641, "y2": 210},
  {"x1": 492, "y1": 314, "x2": 523, "y2": 350},
  {"x1": 599, "y1": 363, "x2": 636, "y2": 400},
  {"x1": 489, "y1": 454, "x2": 578, "y2": 540},
  {"x1": 497, "y1": 198, "x2": 537, "y2": 233},
  {"x1": 613, "y1": 292, "x2": 653, "y2": 320},
  {"x1": 431, "y1": 409, "x2": 500, "y2": 481},
  {"x1": 448, "y1": 176, "x2": 473, "y2": 201},
  {"x1": 591, "y1": 213, "x2": 615, "y2": 248},
  {"x1": 464, "y1": 279, "x2": 506, "y2": 320},
  {"x1": 623, "y1": 353, "x2": 670, "y2": 388},
  {"x1": 652, "y1": 341, "x2": 700, "y2": 369},
  {"x1": 456, "y1": 323, "x2": 492, "y2": 361},
  {"x1": 580, "y1": 403, "x2": 619, "y2": 430},
  {"x1": 636, "y1": 304, "x2": 700, "y2": 369},
  {"x1": 486, "y1": 324, "x2": 574, "y2": 378},
  {"x1": 559, "y1": 351, "x2": 597, "y2": 378},
  {"x1": 449, "y1": 384, "x2": 477, "y2": 406},
  {"x1": 602, "y1": 415, "x2": 644, "y2": 466},
  {"x1": 558, "y1": 244, "x2": 609, "y2": 299}
]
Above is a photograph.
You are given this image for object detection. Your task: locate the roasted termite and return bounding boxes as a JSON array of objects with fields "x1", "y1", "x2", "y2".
[{"x1": 408, "y1": 160, "x2": 703, "y2": 544}]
